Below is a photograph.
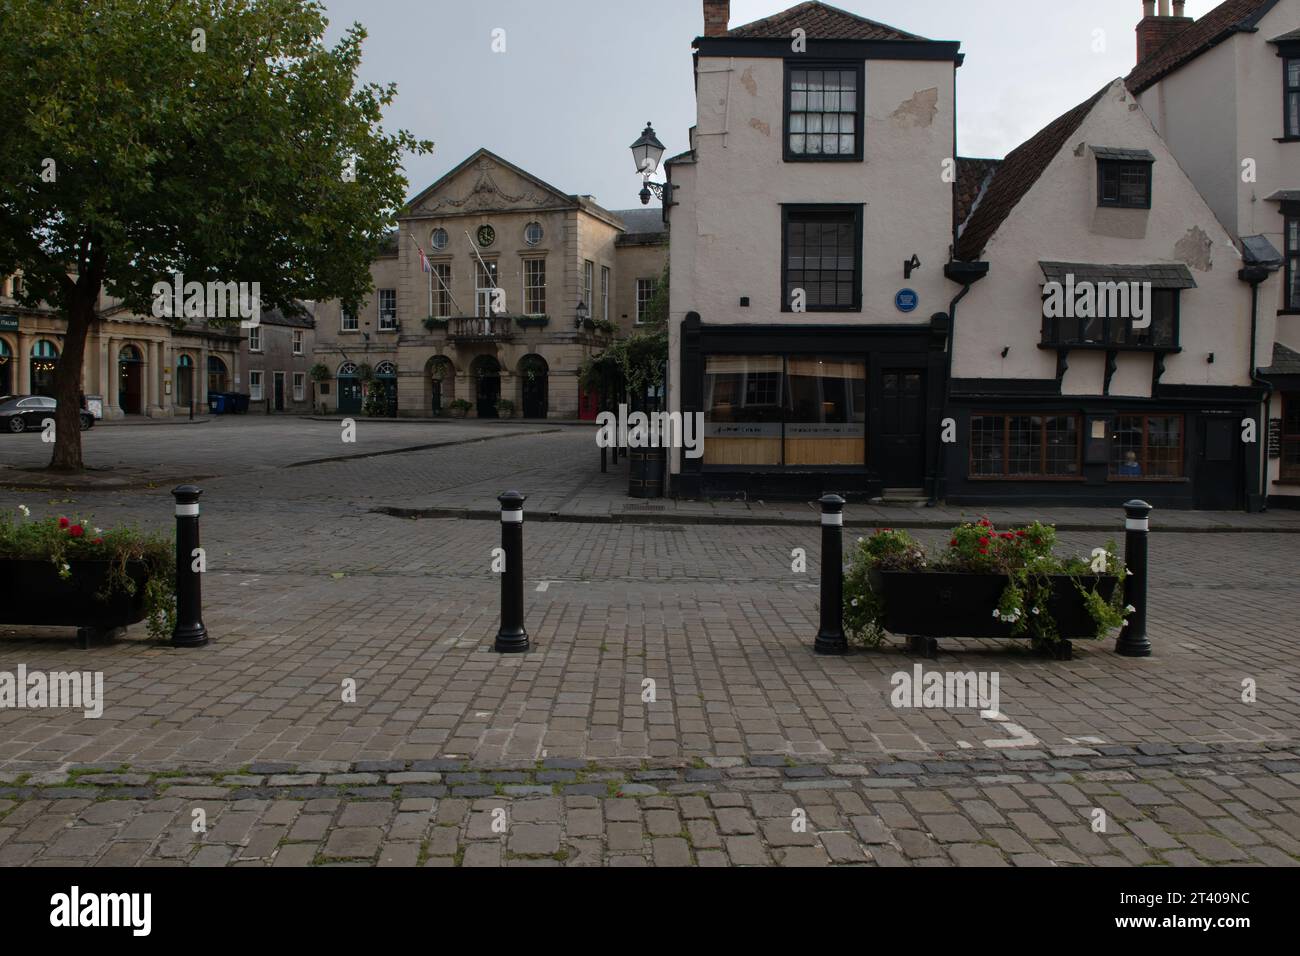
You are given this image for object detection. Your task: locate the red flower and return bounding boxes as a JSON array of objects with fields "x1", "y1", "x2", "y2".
[
  {"x1": 1016, "y1": 530, "x2": 1027, "y2": 538},
  {"x1": 91, "y1": 538, "x2": 104, "y2": 545},
  {"x1": 69, "y1": 524, "x2": 85, "y2": 538},
  {"x1": 882, "y1": 528, "x2": 892, "y2": 533},
  {"x1": 1002, "y1": 532, "x2": 1015, "y2": 540},
  {"x1": 979, "y1": 536, "x2": 990, "y2": 546},
  {"x1": 58, "y1": 517, "x2": 69, "y2": 529},
  {"x1": 949, "y1": 538, "x2": 958, "y2": 547}
]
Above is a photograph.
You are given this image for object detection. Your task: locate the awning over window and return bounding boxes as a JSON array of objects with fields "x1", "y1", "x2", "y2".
[
  {"x1": 1038, "y1": 261, "x2": 1197, "y2": 290},
  {"x1": 1089, "y1": 146, "x2": 1156, "y2": 163}
]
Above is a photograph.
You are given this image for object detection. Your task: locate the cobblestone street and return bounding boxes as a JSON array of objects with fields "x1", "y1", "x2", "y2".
[{"x1": 1, "y1": 422, "x2": 1298, "y2": 866}]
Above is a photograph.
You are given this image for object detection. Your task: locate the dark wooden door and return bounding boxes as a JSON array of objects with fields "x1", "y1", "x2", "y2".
[
  {"x1": 1194, "y1": 416, "x2": 1240, "y2": 510},
  {"x1": 476, "y1": 371, "x2": 500, "y2": 418},
  {"x1": 880, "y1": 369, "x2": 926, "y2": 487}
]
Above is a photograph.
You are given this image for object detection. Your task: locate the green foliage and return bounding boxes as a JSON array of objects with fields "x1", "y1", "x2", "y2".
[
  {"x1": 0, "y1": 506, "x2": 175, "y2": 641},
  {"x1": 424, "y1": 316, "x2": 449, "y2": 330},
  {"x1": 842, "y1": 518, "x2": 1129, "y2": 649},
  {"x1": 362, "y1": 383, "x2": 386, "y2": 417},
  {"x1": 0, "y1": 0, "x2": 433, "y2": 469},
  {"x1": 308, "y1": 364, "x2": 331, "y2": 383},
  {"x1": 495, "y1": 399, "x2": 514, "y2": 418}
]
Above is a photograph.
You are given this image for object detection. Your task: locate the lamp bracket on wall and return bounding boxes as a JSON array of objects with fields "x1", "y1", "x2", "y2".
[{"x1": 904, "y1": 254, "x2": 921, "y2": 280}]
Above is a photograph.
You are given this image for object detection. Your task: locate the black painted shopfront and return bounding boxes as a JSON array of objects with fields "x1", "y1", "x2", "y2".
[
  {"x1": 675, "y1": 313, "x2": 948, "y2": 500},
  {"x1": 940, "y1": 380, "x2": 1263, "y2": 511}
]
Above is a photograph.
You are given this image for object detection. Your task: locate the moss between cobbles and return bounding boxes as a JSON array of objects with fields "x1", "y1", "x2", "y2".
[
  {"x1": 452, "y1": 846, "x2": 466, "y2": 867},
  {"x1": 416, "y1": 838, "x2": 431, "y2": 867}
]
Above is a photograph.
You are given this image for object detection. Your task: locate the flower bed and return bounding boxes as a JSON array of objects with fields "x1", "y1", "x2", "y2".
[
  {"x1": 0, "y1": 507, "x2": 175, "y2": 644},
  {"x1": 843, "y1": 519, "x2": 1129, "y2": 659}
]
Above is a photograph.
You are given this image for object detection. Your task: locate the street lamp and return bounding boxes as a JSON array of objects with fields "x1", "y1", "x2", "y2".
[
  {"x1": 631, "y1": 122, "x2": 672, "y2": 206},
  {"x1": 575, "y1": 300, "x2": 589, "y2": 330}
]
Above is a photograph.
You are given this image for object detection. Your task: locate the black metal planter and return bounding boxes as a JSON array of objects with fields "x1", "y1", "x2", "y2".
[
  {"x1": 2, "y1": 558, "x2": 150, "y2": 648},
  {"x1": 868, "y1": 570, "x2": 1119, "y2": 660},
  {"x1": 628, "y1": 447, "x2": 666, "y2": 499}
]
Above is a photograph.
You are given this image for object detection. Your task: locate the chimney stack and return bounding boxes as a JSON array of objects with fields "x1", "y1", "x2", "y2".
[
  {"x1": 1137, "y1": 0, "x2": 1194, "y2": 63},
  {"x1": 703, "y1": 0, "x2": 730, "y2": 37}
]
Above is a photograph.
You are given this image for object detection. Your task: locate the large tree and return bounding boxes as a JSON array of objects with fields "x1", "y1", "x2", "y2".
[{"x1": 0, "y1": 0, "x2": 430, "y2": 470}]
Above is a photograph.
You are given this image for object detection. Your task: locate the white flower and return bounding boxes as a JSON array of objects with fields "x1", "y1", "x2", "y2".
[
  {"x1": 61, "y1": 562, "x2": 70, "y2": 573},
  {"x1": 1032, "y1": 607, "x2": 1040, "y2": 615},
  {"x1": 1125, "y1": 605, "x2": 1136, "y2": 614},
  {"x1": 1126, "y1": 568, "x2": 1134, "y2": 577},
  {"x1": 93, "y1": 527, "x2": 103, "y2": 535},
  {"x1": 992, "y1": 610, "x2": 1001, "y2": 619},
  {"x1": 857, "y1": 537, "x2": 864, "y2": 544},
  {"x1": 18, "y1": 504, "x2": 30, "y2": 517},
  {"x1": 851, "y1": 599, "x2": 859, "y2": 607}
]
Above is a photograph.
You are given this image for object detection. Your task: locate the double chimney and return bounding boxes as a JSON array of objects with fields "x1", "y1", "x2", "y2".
[
  {"x1": 703, "y1": 0, "x2": 731, "y2": 37},
  {"x1": 1137, "y1": 0, "x2": 1193, "y2": 62}
]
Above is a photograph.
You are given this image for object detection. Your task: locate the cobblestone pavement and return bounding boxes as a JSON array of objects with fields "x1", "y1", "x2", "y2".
[
  {"x1": 1, "y1": 424, "x2": 1297, "y2": 865},
  {"x1": 0, "y1": 747, "x2": 1297, "y2": 867}
]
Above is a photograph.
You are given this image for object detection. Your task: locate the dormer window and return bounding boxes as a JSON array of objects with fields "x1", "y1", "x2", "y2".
[
  {"x1": 784, "y1": 63, "x2": 864, "y2": 162},
  {"x1": 1094, "y1": 147, "x2": 1154, "y2": 209}
]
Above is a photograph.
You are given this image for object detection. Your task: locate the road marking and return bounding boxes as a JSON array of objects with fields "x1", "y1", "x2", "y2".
[
  {"x1": 981, "y1": 711, "x2": 1040, "y2": 749},
  {"x1": 535, "y1": 581, "x2": 550, "y2": 592}
]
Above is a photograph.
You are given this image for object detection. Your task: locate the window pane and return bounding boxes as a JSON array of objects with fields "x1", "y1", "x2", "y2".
[
  {"x1": 783, "y1": 358, "x2": 865, "y2": 465},
  {"x1": 785, "y1": 211, "x2": 856, "y2": 309},
  {"x1": 1146, "y1": 416, "x2": 1182, "y2": 477},
  {"x1": 703, "y1": 356, "x2": 783, "y2": 466},
  {"x1": 1006, "y1": 416, "x2": 1041, "y2": 476},
  {"x1": 1043, "y1": 416, "x2": 1079, "y2": 475},
  {"x1": 970, "y1": 416, "x2": 1005, "y2": 476}
]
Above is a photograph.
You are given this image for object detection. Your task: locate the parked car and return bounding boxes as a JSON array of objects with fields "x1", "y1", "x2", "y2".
[{"x1": 0, "y1": 395, "x2": 94, "y2": 433}]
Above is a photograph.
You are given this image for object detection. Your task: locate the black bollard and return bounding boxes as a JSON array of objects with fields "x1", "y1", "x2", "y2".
[
  {"x1": 814, "y1": 494, "x2": 848, "y2": 655},
  {"x1": 1116, "y1": 499, "x2": 1152, "y2": 658},
  {"x1": 601, "y1": 445, "x2": 607, "y2": 474},
  {"x1": 171, "y1": 485, "x2": 209, "y2": 648},
  {"x1": 495, "y1": 491, "x2": 529, "y2": 654}
]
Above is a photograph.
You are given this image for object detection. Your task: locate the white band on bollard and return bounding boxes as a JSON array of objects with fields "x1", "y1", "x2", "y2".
[
  {"x1": 821, "y1": 513, "x2": 843, "y2": 526},
  {"x1": 501, "y1": 511, "x2": 523, "y2": 523},
  {"x1": 175, "y1": 503, "x2": 200, "y2": 517},
  {"x1": 1125, "y1": 518, "x2": 1148, "y2": 532}
]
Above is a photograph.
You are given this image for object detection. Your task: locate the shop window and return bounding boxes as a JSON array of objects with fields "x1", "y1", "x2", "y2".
[
  {"x1": 783, "y1": 357, "x2": 865, "y2": 466},
  {"x1": 703, "y1": 355, "x2": 783, "y2": 466},
  {"x1": 970, "y1": 414, "x2": 1081, "y2": 478},
  {"x1": 1110, "y1": 414, "x2": 1184, "y2": 479}
]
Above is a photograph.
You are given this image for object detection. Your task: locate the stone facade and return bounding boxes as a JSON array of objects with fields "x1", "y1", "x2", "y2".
[
  {"x1": 313, "y1": 149, "x2": 668, "y2": 420},
  {"x1": 237, "y1": 308, "x2": 317, "y2": 414},
  {"x1": 0, "y1": 277, "x2": 240, "y2": 420}
]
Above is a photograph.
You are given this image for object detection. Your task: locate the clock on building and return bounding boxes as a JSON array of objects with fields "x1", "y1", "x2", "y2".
[{"x1": 476, "y1": 224, "x2": 496, "y2": 247}]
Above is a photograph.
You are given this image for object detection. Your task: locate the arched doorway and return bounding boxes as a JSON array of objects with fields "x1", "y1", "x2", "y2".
[
  {"x1": 373, "y1": 361, "x2": 398, "y2": 417},
  {"x1": 31, "y1": 340, "x2": 59, "y2": 397},
  {"x1": 519, "y1": 354, "x2": 549, "y2": 419},
  {"x1": 471, "y1": 355, "x2": 501, "y2": 419},
  {"x1": 0, "y1": 339, "x2": 12, "y2": 396},
  {"x1": 207, "y1": 355, "x2": 229, "y2": 394},
  {"x1": 337, "y1": 362, "x2": 362, "y2": 414},
  {"x1": 427, "y1": 356, "x2": 455, "y2": 416},
  {"x1": 118, "y1": 345, "x2": 144, "y2": 414},
  {"x1": 177, "y1": 354, "x2": 195, "y2": 410}
]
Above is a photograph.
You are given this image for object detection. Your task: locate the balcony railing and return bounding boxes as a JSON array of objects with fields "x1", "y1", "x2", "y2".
[{"x1": 448, "y1": 316, "x2": 515, "y2": 342}]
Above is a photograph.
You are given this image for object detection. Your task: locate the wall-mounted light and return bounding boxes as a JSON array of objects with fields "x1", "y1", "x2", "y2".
[
  {"x1": 1207, "y1": 352, "x2": 1215, "y2": 364},
  {"x1": 904, "y1": 254, "x2": 921, "y2": 279},
  {"x1": 1001, "y1": 346, "x2": 1010, "y2": 358}
]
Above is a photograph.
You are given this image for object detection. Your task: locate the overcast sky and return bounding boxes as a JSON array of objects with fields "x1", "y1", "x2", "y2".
[{"x1": 319, "y1": 0, "x2": 1221, "y2": 211}]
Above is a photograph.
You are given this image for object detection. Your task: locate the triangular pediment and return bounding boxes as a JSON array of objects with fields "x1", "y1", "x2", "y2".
[{"x1": 404, "y1": 149, "x2": 575, "y2": 218}]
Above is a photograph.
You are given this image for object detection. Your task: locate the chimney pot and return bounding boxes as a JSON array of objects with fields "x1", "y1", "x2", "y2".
[
  {"x1": 703, "y1": 0, "x2": 730, "y2": 37},
  {"x1": 1173, "y1": 0, "x2": 1185, "y2": 14},
  {"x1": 1143, "y1": 0, "x2": 1155, "y2": 15},
  {"x1": 1158, "y1": 0, "x2": 1171, "y2": 15}
]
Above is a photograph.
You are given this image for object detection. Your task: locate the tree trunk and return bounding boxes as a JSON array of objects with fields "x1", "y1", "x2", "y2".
[{"x1": 47, "y1": 289, "x2": 96, "y2": 472}]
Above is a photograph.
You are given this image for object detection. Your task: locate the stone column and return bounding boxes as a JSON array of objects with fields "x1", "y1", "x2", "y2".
[
  {"x1": 146, "y1": 339, "x2": 161, "y2": 414},
  {"x1": 198, "y1": 341, "x2": 209, "y2": 411},
  {"x1": 104, "y1": 336, "x2": 120, "y2": 417},
  {"x1": 16, "y1": 331, "x2": 30, "y2": 394}
]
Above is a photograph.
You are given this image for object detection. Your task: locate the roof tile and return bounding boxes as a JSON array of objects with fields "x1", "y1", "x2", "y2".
[
  {"x1": 725, "y1": 1, "x2": 922, "y2": 41},
  {"x1": 1126, "y1": 0, "x2": 1280, "y2": 94}
]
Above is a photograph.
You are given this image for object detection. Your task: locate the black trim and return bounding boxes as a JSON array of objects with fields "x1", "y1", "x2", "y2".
[
  {"x1": 694, "y1": 37, "x2": 963, "y2": 63},
  {"x1": 950, "y1": 378, "x2": 1061, "y2": 397},
  {"x1": 1285, "y1": 50, "x2": 1300, "y2": 140},
  {"x1": 783, "y1": 61, "x2": 865, "y2": 163},
  {"x1": 1284, "y1": 203, "x2": 1299, "y2": 312},
  {"x1": 780, "y1": 204, "x2": 864, "y2": 313}
]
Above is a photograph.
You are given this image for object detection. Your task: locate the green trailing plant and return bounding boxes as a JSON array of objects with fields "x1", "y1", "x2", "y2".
[
  {"x1": 308, "y1": 364, "x2": 331, "y2": 383},
  {"x1": 357, "y1": 363, "x2": 374, "y2": 383},
  {"x1": 423, "y1": 316, "x2": 449, "y2": 331},
  {"x1": 448, "y1": 399, "x2": 472, "y2": 417},
  {"x1": 495, "y1": 399, "x2": 515, "y2": 418},
  {"x1": 362, "y1": 383, "x2": 387, "y2": 417},
  {"x1": 0, "y1": 506, "x2": 176, "y2": 641},
  {"x1": 843, "y1": 517, "x2": 1129, "y2": 649}
]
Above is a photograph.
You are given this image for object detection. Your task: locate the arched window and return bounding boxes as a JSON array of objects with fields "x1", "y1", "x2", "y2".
[
  {"x1": 32, "y1": 339, "x2": 58, "y2": 359},
  {"x1": 338, "y1": 362, "x2": 359, "y2": 378},
  {"x1": 0, "y1": 338, "x2": 12, "y2": 396},
  {"x1": 118, "y1": 344, "x2": 143, "y2": 363},
  {"x1": 374, "y1": 361, "x2": 397, "y2": 377}
]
